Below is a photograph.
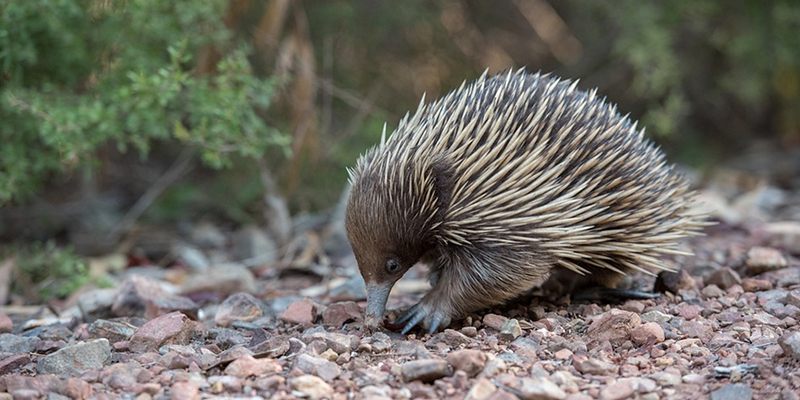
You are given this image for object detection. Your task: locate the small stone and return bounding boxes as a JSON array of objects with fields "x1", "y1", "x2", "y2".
[
  {"x1": 465, "y1": 377, "x2": 496, "y2": 400},
  {"x1": 250, "y1": 334, "x2": 291, "y2": 358},
  {"x1": 764, "y1": 221, "x2": 800, "y2": 254},
  {"x1": 778, "y1": 332, "x2": 800, "y2": 360},
  {"x1": 289, "y1": 375, "x2": 334, "y2": 400},
  {"x1": 786, "y1": 289, "x2": 800, "y2": 308},
  {"x1": 0, "y1": 313, "x2": 12, "y2": 333},
  {"x1": 36, "y1": 339, "x2": 112, "y2": 378},
  {"x1": 0, "y1": 333, "x2": 41, "y2": 353},
  {"x1": 322, "y1": 301, "x2": 363, "y2": 327},
  {"x1": 0, "y1": 354, "x2": 31, "y2": 375},
  {"x1": 214, "y1": 292, "x2": 264, "y2": 327},
  {"x1": 575, "y1": 358, "x2": 618, "y2": 375},
  {"x1": 499, "y1": 319, "x2": 522, "y2": 341},
  {"x1": 587, "y1": 309, "x2": 641, "y2": 346},
  {"x1": 745, "y1": 246, "x2": 788, "y2": 275},
  {"x1": 446, "y1": 349, "x2": 488, "y2": 378},
  {"x1": 370, "y1": 332, "x2": 393, "y2": 353},
  {"x1": 630, "y1": 322, "x2": 665, "y2": 345},
  {"x1": 112, "y1": 275, "x2": 198, "y2": 319},
  {"x1": 461, "y1": 326, "x2": 478, "y2": 337},
  {"x1": 483, "y1": 314, "x2": 509, "y2": 331},
  {"x1": 88, "y1": 319, "x2": 137, "y2": 343},
  {"x1": 554, "y1": 349, "x2": 573, "y2": 360},
  {"x1": 641, "y1": 311, "x2": 672, "y2": 323},
  {"x1": 682, "y1": 373, "x2": 706, "y2": 385},
  {"x1": 401, "y1": 359, "x2": 452, "y2": 382},
  {"x1": 301, "y1": 330, "x2": 359, "y2": 354},
  {"x1": 705, "y1": 268, "x2": 742, "y2": 290},
  {"x1": 280, "y1": 299, "x2": 318, "y2": 325},
  {"x1": 224, "y1": 354, "x2": 282, "y2": 378},
  {"x1": 650, "y1": 371, "x2": 681, "y2": 387},
  {"x1": 702, "y1": 284, "x2": 726, "y2": 298},
  {"x1": 599, "y1": 380, "x2": 634, "y2": 400},
  {"x1": 741, "y1": 278, "x2": 772, "y2": 292},
  {"x1": 170, "y1": 381, "x2": 199, "y2": 400},
  {"x1": 518, "y1": 377, "x2": 567, "y2": 400},
  {"x1": 295, "y1": 354, "x2": 340, "y2": 381},
  {"x1": 710, "y1": 384, "x2": 752, "y2": 400},
  {"x1": 320, "y1": 348, "x2": 338, "y2": 361},
  {"x1": 129, "y1": 312, "x2": 196, "y2": 353},
  {"x1": 674, "y1": 303, "x2": 703, "y2": 320},
  {"x1": 654, "y1": 269, "x2": 695, "y2": 293}
]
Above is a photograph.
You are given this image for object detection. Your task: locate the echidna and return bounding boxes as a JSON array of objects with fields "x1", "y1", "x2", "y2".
[{"x1": 345, "y1": 70, "x2": 704, "y2": 334}]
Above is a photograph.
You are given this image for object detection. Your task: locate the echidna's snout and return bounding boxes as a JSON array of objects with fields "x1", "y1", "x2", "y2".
[{"x1": 363, "y1": 282, "x2": 392, "y2": 331}]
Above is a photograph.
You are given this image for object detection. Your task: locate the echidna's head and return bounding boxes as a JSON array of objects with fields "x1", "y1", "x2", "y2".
[{"x1": 345, "y1": 151, "x2": 450, "y2": 331}]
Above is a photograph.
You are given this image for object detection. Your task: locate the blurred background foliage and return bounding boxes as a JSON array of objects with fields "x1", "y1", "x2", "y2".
[{"x1": 1, "y1": 0, "x2": 799, "y2": 253}]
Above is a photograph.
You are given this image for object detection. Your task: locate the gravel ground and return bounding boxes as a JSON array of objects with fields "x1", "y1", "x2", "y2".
[{"x1": 1, "y1": 187, "x2": 800, "y2": 400}]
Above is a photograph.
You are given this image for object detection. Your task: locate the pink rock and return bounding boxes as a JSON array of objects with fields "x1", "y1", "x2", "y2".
[
  {"x1": 169, "y1": 381, "x2": 199, "y2": 400},
  {"x1": 0, "y1": 313, "x2": 12, "y2": 333},
  {"x1": 280, "y1": 299, "x2": 318, "y2": 325},
  {"x1": 214, "y1": 292, "x2": 264, "y2": 327},
  {"x1": 224, "y1": 354, "x2": 282, "y2": 378},
  {"x1": 446, "y1": 350, "x2": 488, "y2": 378},
  {"x1": 322, "y1": 301, "x2": 363, "y2": 327},
  {"x1": 674, "y1": 304, "x2": 703, "y2": 320},
  {"x1": 587, "y1": 309, "x2": 642, "y2": 347},
  {"x1": 482, "y1": 314, "x2": 509, "y2": 331},
  {"x1": 630, "y1": 322, "x2": 665, "y2": 345},
  {"x1": 129, "y1": 312, "x2": 197, "y2": 353}
]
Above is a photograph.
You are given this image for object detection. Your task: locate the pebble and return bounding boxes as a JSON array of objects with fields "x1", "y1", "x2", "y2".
[
  {"x1": 294, "y1": 353, "x2": 340, "y2": 381},
  {"x1": 630, "y1": 322, "x2": 665, "y2": 345},
  {"x1": 517, "y1": 377, "x2": 566, "y2": 400},
  {"x1": 322, "y1": 301, "x2": 363, "y2": 327},
  {"x1": 465, "y1": 377, "x2": 496, "y2": 400},
  {"x1": 764, "y1": 221, "x2": 800, "y2": 254},
  {"x1": 599, "y1": 379, "x2": 634, "y2": 400},
  {"x1": 400, "y1": 359, "x2": 452, "y2": 382},
  {"x1": 575, "y1": 358, "x2": 618, "y2": 375},
  {"x1": 280, "y1": 299, "x2": 319, "y2": 325},
  {"x1": 705, "y1": 268, "x2": 742, "y2": 290},
  {"x1": 778, "y1": 331, "x2": 800, "y2": 360},
  {"x1": 446, "y1": 349, "x2": 488, "y2": 378},
  {"x1": 0, "y1": 313, "x2": 12, "y2": 333},
  {"x1": 483, "y1": 314, "x2": 509, "y2": 331},
  {"x1": 741, "y1": 278, "x2": 772, "y2": 292},
  {"x1": 36, "y1": 339, "x2": 112, "y2": 378},
  {"x1": 710, "y1": 384, "x2": 752, "y2": 400},
  {"x1": 214, "y1": 293, "x2": 264, "y2": 327},
  {"x1": 499, "y1": 319, "x2": 522, "y2": 341},
  {"x1": 587, "y1": 309, "x2": 641, "y2": 346},
  {"x1": 289, "y1": 375, "x2": 334, "y2": 400},
  {"x1": 654, "y1": 269, "x2": 696, "y2": 293},
  {"x1": 745, "y1": 246, "x2": 788, "y2": 275},
  {"x1": 88, "y1": 319, "x2": 137, "y2": 343},
  {"x1": 129, "y1": 312, "x2": 196, "y2": 353},
  {"x1": 0, "y1": 333, "x2": 41, "y2": 353},
  {"x1": 224, "y1": 354, "x2": 282, "y2": 378}
]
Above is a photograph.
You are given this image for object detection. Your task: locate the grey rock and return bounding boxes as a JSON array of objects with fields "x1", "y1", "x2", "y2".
[
  {"x1": 0, "y1": 333, "x2": 41, "y2": 353},
  {"x1": 36, "y1": 339, "x2": 111, "y2": 377},
  {"x1": 499, "y1": 319, "x2": 522, "y2": 341},
  {"x1": 779, "y1": 332, "x2": 800, "y2": 361},
  {"x1": 710, "y1": 384, "x2": 752, "y2": 400},
  {"x1": 401, "y1": 359, "x2": 452, "y2": 382}
]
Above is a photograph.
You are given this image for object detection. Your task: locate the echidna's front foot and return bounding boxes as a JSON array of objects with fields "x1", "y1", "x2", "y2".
[{"x1": 395, "y1": 301, "x2": 451, "y2": 334}]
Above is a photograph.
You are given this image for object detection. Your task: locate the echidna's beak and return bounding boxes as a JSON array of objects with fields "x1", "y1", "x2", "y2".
[{"x1": 364, "y1": 282, "x2": 392, "y2": 331}]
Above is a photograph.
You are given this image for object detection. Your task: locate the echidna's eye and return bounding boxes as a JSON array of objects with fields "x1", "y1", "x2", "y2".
[{"x1": 385, "y1": 259, "x2": 401, "y2": 274}]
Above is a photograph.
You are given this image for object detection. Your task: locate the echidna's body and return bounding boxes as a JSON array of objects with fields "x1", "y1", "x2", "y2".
[{"x1": 346, "y1": 70, "x2": 703, "y2": 333}]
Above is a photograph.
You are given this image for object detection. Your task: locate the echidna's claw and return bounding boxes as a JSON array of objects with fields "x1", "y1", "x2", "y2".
[
  {"x1": 396, "y1": 301, "x2": 451, "y2": 334},
  {"x1": 400, "y1": 307, "x2": 427, "y2": 334}
]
